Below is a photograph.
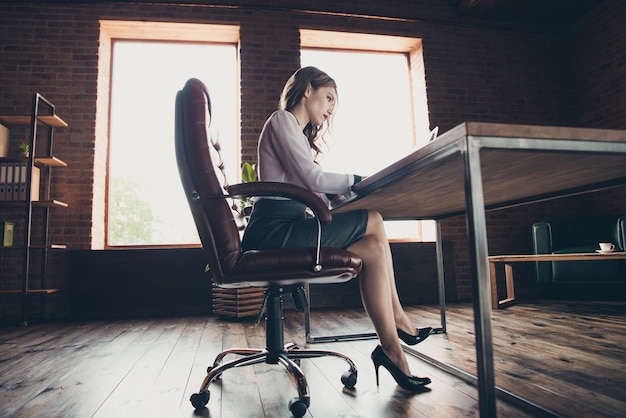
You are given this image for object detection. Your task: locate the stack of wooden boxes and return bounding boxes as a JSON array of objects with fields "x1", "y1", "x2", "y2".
[{"x1": 212, "y1": 284, "x2": 265, "y2": 318}]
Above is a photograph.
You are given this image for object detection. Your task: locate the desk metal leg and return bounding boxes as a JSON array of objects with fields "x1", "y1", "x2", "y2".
[
  {"x1": 305, "y1": 220, "x2": 447, "y2": 343},
  {"x1": 434, "y1": 219, "x2": 447, "y2": 334},
  {"x1": 464, "y1": 137, "x2": 497, "y2": 417},
  {"x1": 304, "y1": 282, "x2": 377, "y2": 344}
]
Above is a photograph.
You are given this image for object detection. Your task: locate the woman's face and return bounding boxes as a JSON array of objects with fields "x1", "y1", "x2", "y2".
[{"x1": 305, "y1": 85, "x2": 336, "y2": 127}]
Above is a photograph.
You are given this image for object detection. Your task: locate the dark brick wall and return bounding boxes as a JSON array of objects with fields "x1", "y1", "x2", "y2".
[
  {"x1": 438, "y1": 0, "x2": 626, "y2": 299},
  {"x1": 1, "y1": 0, "x2": 625, "y2": 318},
  {"x1": 66, "y1": 242, "x2": 455, "y2": 319}
]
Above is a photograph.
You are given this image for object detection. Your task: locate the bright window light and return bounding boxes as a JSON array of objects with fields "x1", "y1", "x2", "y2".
[
  {"x1": 108, "y1": 41, "x2": 238, "y2": 246},
  {"x1": 301, "y1": 49, "x2": 435, "y2": 241}
]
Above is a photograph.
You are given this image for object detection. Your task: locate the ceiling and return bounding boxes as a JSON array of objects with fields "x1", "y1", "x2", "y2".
[{"x1": 450, "y1": 0, "x2": 602, "y2": 25}]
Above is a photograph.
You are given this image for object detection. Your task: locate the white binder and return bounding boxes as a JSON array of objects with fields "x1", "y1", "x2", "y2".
[
  {"x1": 5, "y1": 162, "x2": 14, "y2": 200},
  {"x1": 0, "y1": 163, "x2": 6, "y2": 200}
]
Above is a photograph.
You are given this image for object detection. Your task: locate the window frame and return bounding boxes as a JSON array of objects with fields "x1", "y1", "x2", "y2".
[
  {"x1": 96, "y1": 21, "x2": 240, "y2": 249},
  {"x1": 300, "y1": 30, "x2": 435, "y2": 242}
]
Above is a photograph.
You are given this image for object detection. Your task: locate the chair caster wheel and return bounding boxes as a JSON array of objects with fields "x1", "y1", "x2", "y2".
[
  {"x1": 288, "y1": 398, "x2": 309, "y2": 417},
  {"x1": 190, "y1": 391, "x2": 210, "y2": 410},
  {"x1": 341, "y1": 370, "x2": 357, "y2": 389}
]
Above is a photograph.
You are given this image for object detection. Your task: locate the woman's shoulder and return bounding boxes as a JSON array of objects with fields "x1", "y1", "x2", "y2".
[{"x1": 267, "y1": 109, "x2": 297, "y2": 126}]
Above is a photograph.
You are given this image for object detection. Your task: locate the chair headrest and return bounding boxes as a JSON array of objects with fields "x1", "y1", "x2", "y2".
[{"x1": 175, "y1": 78, "x2": 244, "y2": 281}]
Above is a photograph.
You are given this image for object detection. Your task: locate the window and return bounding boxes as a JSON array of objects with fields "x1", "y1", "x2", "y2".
[
  {"x1": 98, "y1": 22, "x2": 239, "y2": 247},
  {"x1": 97, "y1": 23, "x2": 434, "y2": 247},
  {"x1": 301, "y1": 31, "x2": 435, "y2": 241}
]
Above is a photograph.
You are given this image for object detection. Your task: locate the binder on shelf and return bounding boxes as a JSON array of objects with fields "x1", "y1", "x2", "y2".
[
  {"x1": 0, "y1": 123, "x2": 8, "y2": 157},
  {"x1": 5, "y1": 162, "x2": 14, "y2": 201},
  {"x1": 30, "y1": 165, "x2": 40, "y2": 201},
  {"x1": 0, "y1": 163, "x2": 6, "y2": 200},
  {"x1": 0, "y1": 163, "x2": 39, "y2": 201},
  {"x1": 0, "y1": 221, "x2": 14, "y2": 246},
  {"x1": 14, "y1": 162, "x2": 23, "y2": 200},
  {"x1": 17, "y1": 164, "x2": 25, "y2": 200}
]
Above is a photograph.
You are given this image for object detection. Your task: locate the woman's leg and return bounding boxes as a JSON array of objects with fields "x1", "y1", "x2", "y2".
[
  {"x1": 357, "y1": 211, "x2": 421, "y2": 334},
  {"x1": 379, "y1": 223, "x2": 420, "y2": 335},
  {"x1": 347, "y1": 211, "x2": 415, "y2": 375}
]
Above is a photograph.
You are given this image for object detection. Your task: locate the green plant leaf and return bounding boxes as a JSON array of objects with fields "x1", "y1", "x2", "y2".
[{"x1": 241, "y1": 162, "x2": 257, "y2": 183}]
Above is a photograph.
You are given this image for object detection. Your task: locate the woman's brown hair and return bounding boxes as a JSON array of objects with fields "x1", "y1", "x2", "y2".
[{"x1": 279, "y1": 66, "x2": 337, "y2": 160}]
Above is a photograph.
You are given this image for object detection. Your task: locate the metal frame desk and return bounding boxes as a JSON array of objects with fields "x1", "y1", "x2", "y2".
[{"x1": 328, "y1": 122, "x2": 626, "y2": 416}]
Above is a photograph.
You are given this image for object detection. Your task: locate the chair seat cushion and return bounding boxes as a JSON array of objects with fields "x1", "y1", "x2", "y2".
[{"x1": 216, "y1": 247, "x2": 362, "y2": 288}]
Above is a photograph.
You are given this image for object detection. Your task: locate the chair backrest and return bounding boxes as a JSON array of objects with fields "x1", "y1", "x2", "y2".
[{"x1": 175, "y1": 78, "x2": 244, "y2": 283}]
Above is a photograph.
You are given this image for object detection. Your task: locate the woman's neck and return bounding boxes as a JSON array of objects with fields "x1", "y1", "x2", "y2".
[{"x1": 289, "y1": 102, "x2": 309, "y2": 128}]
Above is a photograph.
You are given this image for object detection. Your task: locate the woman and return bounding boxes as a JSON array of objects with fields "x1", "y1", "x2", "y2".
[{"x1": 242, "y1": 66, "x2": 432, "y2": 390}]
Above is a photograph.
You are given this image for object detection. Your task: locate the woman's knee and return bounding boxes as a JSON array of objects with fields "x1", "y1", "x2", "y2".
[{"x1": 357, "y1": 232, "x2": 388, "y2": 257}]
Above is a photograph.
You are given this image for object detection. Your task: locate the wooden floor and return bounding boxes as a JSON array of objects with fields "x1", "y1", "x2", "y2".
[{"x1": 1, "y1": 300, "x2": 624, "y2": 417}]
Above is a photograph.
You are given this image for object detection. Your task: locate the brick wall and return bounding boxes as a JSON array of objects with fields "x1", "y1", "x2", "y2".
[
  {"x1": 1, "y1": 0, "x2": 625, "y2": 318},
  {"x1": 440, "y1": 0, "x2": 626, "y2": 299}
]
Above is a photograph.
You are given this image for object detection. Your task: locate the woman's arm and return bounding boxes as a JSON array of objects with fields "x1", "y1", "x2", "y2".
[{"x1": 262, "y1": 111, "x2": 357, "y2": 195}]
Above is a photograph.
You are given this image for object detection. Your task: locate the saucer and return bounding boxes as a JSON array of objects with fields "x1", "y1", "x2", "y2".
[{"x1": 596, "y1": 249, "x2": 616, "y2": 253}]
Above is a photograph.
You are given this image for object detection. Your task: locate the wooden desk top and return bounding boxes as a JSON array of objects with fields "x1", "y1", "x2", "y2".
[{"x1": 332, "y1": 122, "x2": 626, "y2": 219}]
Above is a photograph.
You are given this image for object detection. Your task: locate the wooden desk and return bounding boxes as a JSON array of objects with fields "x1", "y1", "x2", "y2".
[
  {"x1": 489, "y1": 252, "x2": 626, "y2": 309},
  {"x1": 332, "y1": 122, "x2": 626, "y2": 417}
]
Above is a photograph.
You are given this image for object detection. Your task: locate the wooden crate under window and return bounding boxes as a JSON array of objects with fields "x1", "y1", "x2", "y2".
[{"x1": 212, "y1": 283, "x2": 265, "y2": 318}]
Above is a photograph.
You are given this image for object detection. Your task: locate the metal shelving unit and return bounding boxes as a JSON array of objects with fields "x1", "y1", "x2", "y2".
[{"x1": 0, "y1": 93, "x2": 68, "y2": 324}]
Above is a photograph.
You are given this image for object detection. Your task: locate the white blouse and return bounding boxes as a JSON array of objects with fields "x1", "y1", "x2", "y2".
[{"x1": 257, "y1": 110, "x2": 356, "y2": 203}]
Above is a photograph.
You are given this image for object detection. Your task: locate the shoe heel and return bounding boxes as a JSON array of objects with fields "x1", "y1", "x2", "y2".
[
  {"x1": 373, "y1": 363, "x2": 380, "y2": 387},
  {"x1": 370, "y1": 345, "x2": 431, "y2": 391}
]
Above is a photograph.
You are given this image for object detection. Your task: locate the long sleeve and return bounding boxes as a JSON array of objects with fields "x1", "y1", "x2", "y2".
[{"x1": 257, "y1": 110, "x2": 354, "y2": 196}]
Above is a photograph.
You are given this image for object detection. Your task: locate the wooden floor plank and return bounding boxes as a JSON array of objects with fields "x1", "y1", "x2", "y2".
[
  {"x1": 407, "y1": 301, "x2": 626, "y2": 418},
  {"x1": 49, "y1": 319, "x2": 164, "y2": 418},
  {"x1": 1, "y1": 300, "x2": 624, "y2": 417},
  {"x1": 147, "y1": 317, "x2": 210, "y2": 417},
  {"x1": 0, "y1": 320, "x2": 131, "y2": 417},
  {"x1": 91, "y1": 318, "x2": 202, "y2": 417},
  {"x1": 214, "y1": 320, "x2": 264, "y2": 418}
]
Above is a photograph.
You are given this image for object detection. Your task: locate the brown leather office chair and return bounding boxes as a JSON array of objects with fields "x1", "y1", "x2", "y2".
[{"x1": 175, "y1": 78, "x2": 363, "y2": 417}]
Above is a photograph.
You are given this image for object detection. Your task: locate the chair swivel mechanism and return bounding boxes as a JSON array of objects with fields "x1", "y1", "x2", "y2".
[{"x1": 175, "y1": 78, "x2": 363, "y2": 417}]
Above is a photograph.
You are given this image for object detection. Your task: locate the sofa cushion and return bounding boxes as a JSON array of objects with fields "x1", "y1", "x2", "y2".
[{"x1": 552, "y1": 245, "x2": 624, "y2": 282}]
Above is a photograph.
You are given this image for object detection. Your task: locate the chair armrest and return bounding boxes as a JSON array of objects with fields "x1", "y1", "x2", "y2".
[{"x1": 228, "y1": 182, "x2": 332, "y2": 224}]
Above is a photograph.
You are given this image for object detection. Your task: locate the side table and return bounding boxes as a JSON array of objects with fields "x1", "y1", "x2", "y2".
[{"x1": 489, "y1": 252, "x2": 626, "y2": 309}]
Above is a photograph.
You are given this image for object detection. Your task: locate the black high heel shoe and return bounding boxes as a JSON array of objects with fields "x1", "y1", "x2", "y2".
[
  {"x1": 371, "y1": 345, "x2": 431, "y2": 390},
  {"x1": 397, "y1": 327, "x2": 433, "y2": 346}
]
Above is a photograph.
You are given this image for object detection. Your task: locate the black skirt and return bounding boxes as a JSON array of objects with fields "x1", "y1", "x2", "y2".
[{"x1": 241, "y1": 199, "x2": 368, "y2": 251}]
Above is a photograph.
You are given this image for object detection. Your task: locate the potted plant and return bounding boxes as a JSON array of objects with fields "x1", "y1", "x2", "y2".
[
  {"x1": 19, "y1": 142, "x2": 30, "y2": 158},
  {"x1": 240, "y1": 162, "x2": 257, "y2": 217}
]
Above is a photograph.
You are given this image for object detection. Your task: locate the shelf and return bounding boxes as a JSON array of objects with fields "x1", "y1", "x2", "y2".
[
  {"x1": 31, "y1": 244, "x2": 67, "y2": 250},
  {"x1": 0, "y1": 200, "x2": 68, "y2": 208},
  {"x1": 33, "y1": 199, "x2": 68, "y2": 208},
  {"x1": 0, "y1": 114, "x2": 68, "y2": 128},
  {"x1": 0, "y1": 93, "x2": 68, "y2": 323},
  {"x1": 0, "y1": 288, "x2": 60, "y2": 295},
  {"x1": 35, "y1": 156, "x2": 67, "y2": 167},
  {"x1": 0, "y1": 156, "x2": 67, "y2": 167},
  {"x1": 0, "y1": 244, "x2": 67, "y2": 250}
]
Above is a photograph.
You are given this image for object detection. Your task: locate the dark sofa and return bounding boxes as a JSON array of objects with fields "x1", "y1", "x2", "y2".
[{"x1": 532, "y1": 215, "x2": 626, "y2": 284}]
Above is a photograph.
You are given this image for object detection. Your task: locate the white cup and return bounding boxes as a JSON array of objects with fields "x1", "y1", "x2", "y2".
[{"x1": 599, "y1": 242, "x2": 615, "y2": 252}]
